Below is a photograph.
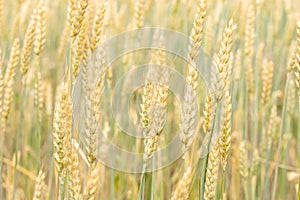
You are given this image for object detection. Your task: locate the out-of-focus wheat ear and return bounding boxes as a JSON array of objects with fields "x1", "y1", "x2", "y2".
[
  {"x1": 68, "y1": 145, "x2": 82, "y2": 200},
  {"x1": 261, "y1": 105, "x2": 277, "y2": 153},
  {"x1": 84, "y1": 66, "x2": 105, "y2": 165},
  {"x1": 244, "y1": 5, "x2": 255, "y2": 56},
  {"x1": 234, "y1": 49, "x2": 242, "y2": 81},
  {"x1": 34, "y1": 72, "x2": 45, "y2": 121},
  {"x1": 251, "y1": 148, "x2": 259, "y2": 175},
  {"x1": 204, "y1": 141, "x2": 220, "y2": 200},
  {"x1": 211, "y1": 19, "x2": 236, "y2": 101},
  {"x1": 33, "y1": 0, "x2": 46, "y2": 56},
  {"x1": 239, "y1": 141, "x2": 248, "y2": 182},
  {"x1": 287, "y1": 77, "x2": 296, "y2": 115},
  {"x1": 261, "y1": 58, "x2": 274, "y2": 106},
  {"x1": 1, "y1": 38, "x2": 20, "y2": 134},
  {"x1": 44, "y1": 81, "x2": 53, "y2": 117},
  {"x1": 32, "y1": 170, "x2": 46, "y2": 200},
  {"x1": 188, "y1": 0, "x2": 207, "y2": 61},
  {"x1": 219, "y1": 91, "x2": 232, "y2": 171},
  {"x1": 0, "y1": 0, "x2": 4, "y2": 28},
  {"x1": 4, "y1": 38, "x2": 20, "y2": 86},
  {"x1": 52, "y1": 82, "x2": 72, "y2": 179},
  {"x1": 295, "y1": 21, "x2": 300, "y2": 99},
  {"x1": 21, "y1": 13, "x2": 36, "y2": 75},
  {"x1": 287, "y1": 41, "x2": 296, "y2": 71},
  {"x1": 58, "y1": 20, "x2": 70, "y2": 61},
  {"x1": 134, "y1": 0, "x2": 145, "y2": 28},
  {"x1": 171, "y1": 166, "x2": 193, "y2": 200},
  {"x1": 204, "y1": 16, "x2": 213, "y2": 55},
  {"x1": 202, "y1": 91, "x2": 214, "y2": 134},
  {"x1": 68, "y1": 0, "x2": 88, "y2": 38},
  {"x1": 90, "y1": 0, "x2": 107, "y2": 51},
  {"x1": 244, "y1": 5, "x2": 255, "y2": 94},
  {"x1": 0, "y1": 50, "x2": 3, "y2": 111},
  {"x1": 84, "y1": 162, "x2": 102, "y2": 200},
  {"x1": 256, "y1": 43, "x2": 264, "y2": 73}
]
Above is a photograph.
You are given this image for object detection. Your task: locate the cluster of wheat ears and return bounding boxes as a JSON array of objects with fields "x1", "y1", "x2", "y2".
[{"x1": 0, "y1": 0, "x2": 300, "y2": 199}]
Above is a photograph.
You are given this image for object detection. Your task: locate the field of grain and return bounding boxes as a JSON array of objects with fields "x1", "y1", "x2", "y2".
[{"x1": 0, "y1": 0, "x2": 300, "y2": 199}]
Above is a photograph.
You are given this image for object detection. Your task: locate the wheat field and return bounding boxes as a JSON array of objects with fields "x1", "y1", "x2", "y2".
[{"x1": 0, "y1": 0, "x2": 300, "y2": 199}]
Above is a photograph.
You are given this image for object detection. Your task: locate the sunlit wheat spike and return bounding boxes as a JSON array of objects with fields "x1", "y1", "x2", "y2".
[
  {"x1": 84, "y1": 162, "x2": 102, "y2": 200},
  {"x1": 171, "y1": 166, "x2": 193, "y2": 200},
  {"x1": 188, "y1": 0, "x2": 207, "y2": 61},
  {"x1": 52, "y1": 82, "x2": 72, "y2": 178},
  {"x1": 219, "y1": 91, "x2": 232, "y2": 171},
  {"x1": 21, "y1": 13, "x2": 36, "y2": 75},
  {"x1": 204, "y1": 141, "x2": 220, "y2": 200},
  {"x1": 90, "y1": 0, "x2": 107, "y2": 51},
  {"x1": 1, "y1": 38, "x2": 20, "y2": 134},
  {"x1": 261, "y1": 58, "x2": 274, "y2": 106},
  {"x1": 68, "y1": 145, "x2": 82, "y2": 200},
  {"x1": 33, "y1": 0, "x2": 46, "y2": 56},
  {"x1": 202, "y1": 91, "x2": 215, "y2": 134},
  {"x1": 211, "y1": 19, "x2": 236, "y2": 101},
  {"x1": 72, "y1": 17, "x2": 88, "y2": 80},
  {"x1": 68, "y1": 0, "x2": 88, "y2": 38},
  {"x1": 32, "y1": 170, "x2": 46, "y2": 200},
  {"x1": 179, "y1": 85, "x2": 197, "y2": 154},
  {"x1": 143, "y1": 105, "x2": 166, "y2": 164},
  {"x1": 134, "y1": 0, "x2": 145, "y2": 28},
  {"x1": 239, "y1": 141, "x2": 248, "y2": 182},
  {"x1": 4, "y1": 38, "x2": 20, "y2": 87},
  {"x1": 84, "y1": 47, "x2": 106, "y2": 165}
]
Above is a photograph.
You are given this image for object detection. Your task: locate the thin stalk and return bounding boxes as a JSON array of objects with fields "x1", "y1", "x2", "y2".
[
  {"x1": 271, "y1": 77, "x2": 289, "y2": 200},
  {"x1": 12, "y1": 76, "x2": 28, "y2": 200}
]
